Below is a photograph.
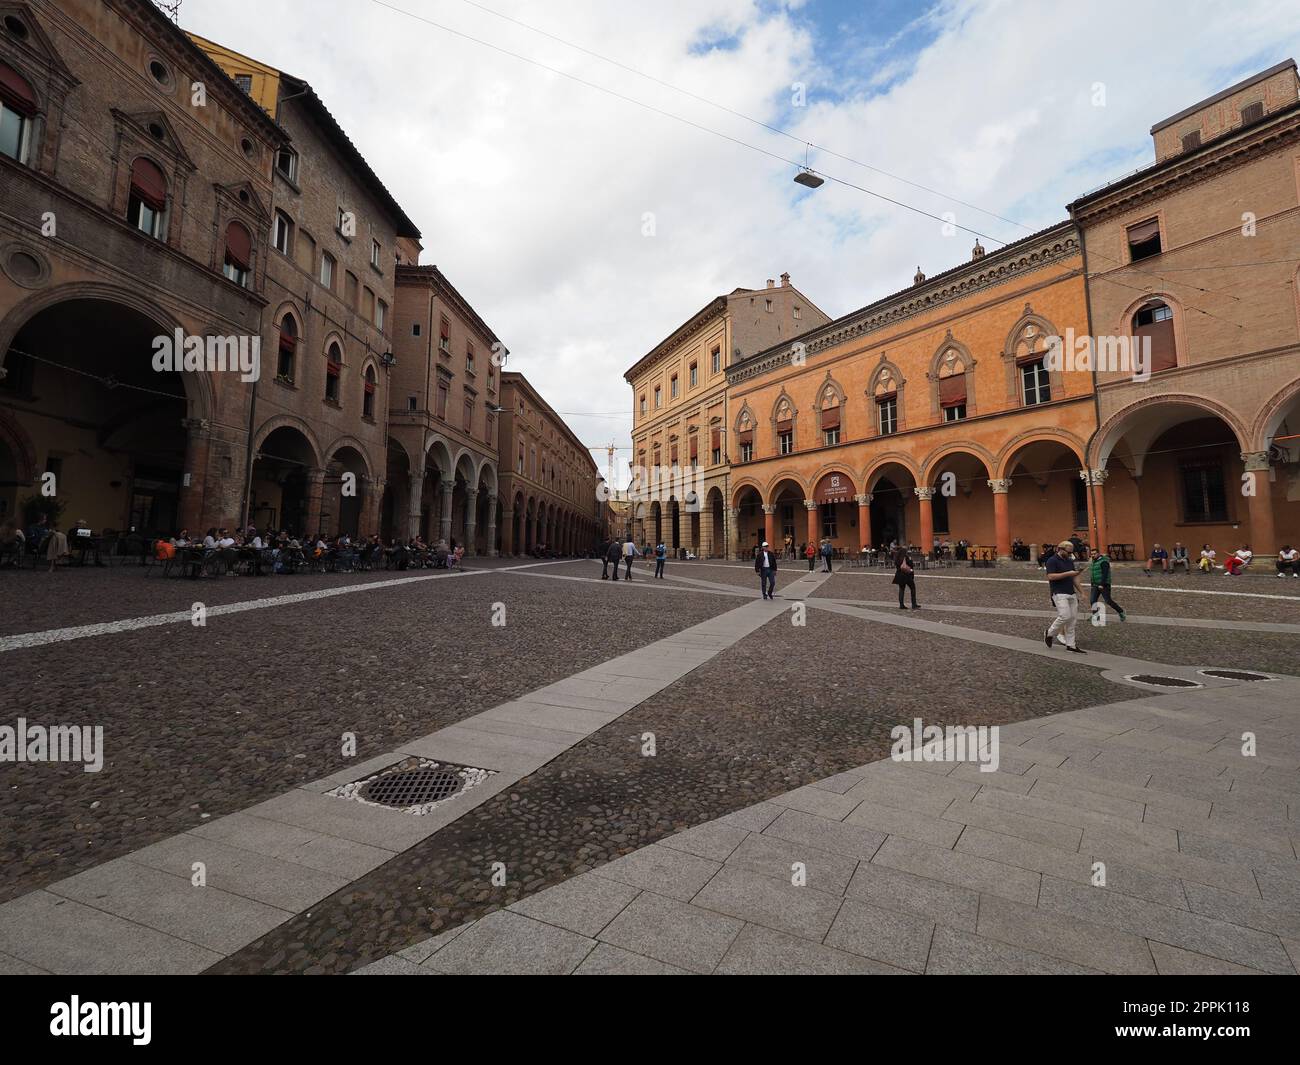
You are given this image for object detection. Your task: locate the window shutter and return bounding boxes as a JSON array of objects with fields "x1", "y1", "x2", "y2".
[
  {"x1": 689, "y1": 436, "x2": 698, "y2": 459},
  {"x1": 0, "y1": 62, "x2": 38, "y2": 115},
  {"x1": 225, "y1": 221, "x2": 252, "y2": 269},
  {"x1": 1126, "y1": 218, "x2": 1160, "y2": 246},
  {"x1": 818, "y1": 406, "x2": 840, "y2": 430},
  {"x1": 1137, "y1": 319, "x2": 1177, "y2": 372},
  {"x1": 776, "y1": 418, "x2": 793, "y2": 433},
  {"x1": 130, "y1": 157, "x2": 168, "y2": 210},
  {"x1": 938, "y1": 372, "x2": 967, "y2": 408},
  {"x1": 711, "y1": 428, "x2": 721, "y2": 450},
  {"x1": 736, "y1": 429, "x2": 754, "y2": 445}
]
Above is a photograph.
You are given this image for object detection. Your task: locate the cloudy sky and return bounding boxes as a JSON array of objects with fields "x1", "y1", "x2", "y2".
[{"x1": 182, "y1": 0, "x2": 1300, "y2": 487}]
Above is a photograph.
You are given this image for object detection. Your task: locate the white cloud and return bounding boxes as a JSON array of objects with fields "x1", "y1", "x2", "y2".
[{"x1": 181, "y1": 0, "x2": 1300, "y2": 486}]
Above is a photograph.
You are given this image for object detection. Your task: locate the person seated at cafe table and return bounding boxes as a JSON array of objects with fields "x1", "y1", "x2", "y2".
[{"x1": 70, "y1": 518, "x2": 104, "y2": 566}]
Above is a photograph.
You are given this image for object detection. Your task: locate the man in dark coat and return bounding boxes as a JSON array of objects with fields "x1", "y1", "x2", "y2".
[
  {"x1": 604, "y1": 538, "x2": 621, "y2": 581},
  {"x1": 754, "y1": 540, "x2": 778, "y2": 599}
]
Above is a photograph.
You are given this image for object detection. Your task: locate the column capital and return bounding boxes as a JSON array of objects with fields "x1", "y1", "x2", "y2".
[
  {"x1": 1078, "y1": 468, "x2": 1109, "y2": 486},
  {"x1": 761, "y1": 503, "x2": 777, "y2": 514},
  {"x1": 855, "y1": 493, "x2": 872, "y2": 506},
  {"x1": 804, "y1": 499, "x2": 818, "y2": 510},
  {"x1": 1241, "y1": 451, "x2": 1271, "y2": 472},
  {"x1": 182, "y1": 417, "x2": 212, "y2": 433},
  {"x1": 914, "y1": 486, "x2": 935, "y2": 501},
  {"x1": 987, "y1": 478, "x2": 1013, "y2": 494}
]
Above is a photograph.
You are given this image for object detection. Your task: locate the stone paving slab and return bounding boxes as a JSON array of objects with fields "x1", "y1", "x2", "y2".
[{"x1": 373, "y1": 677, "x2": 1300, "y2": 974}]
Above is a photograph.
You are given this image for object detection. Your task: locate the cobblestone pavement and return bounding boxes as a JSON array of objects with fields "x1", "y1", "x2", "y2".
[{"x1": 2, "y1": 558, "x2": 1296, "y2": 975}]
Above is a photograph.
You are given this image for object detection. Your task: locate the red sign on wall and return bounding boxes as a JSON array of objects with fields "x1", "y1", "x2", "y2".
[{"x1": 814, "y1": 471, "x2": 855, "y2": 505}]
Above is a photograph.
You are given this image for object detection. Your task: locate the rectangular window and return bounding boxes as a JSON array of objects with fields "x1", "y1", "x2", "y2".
[
  {"x1": 276, "y1": 146, "x2": 297, "y2": 181},
  {"x1": 1240, "y1": 101, "x2": 1264, "y2": 125},
  {"x1": 376, "y1": 299, "x2": 387, "y2": 332},
  {"x1": 765, "y1": 299, "x2": 773, "y2": 312},
  {"x1": 234, "y1": 74, "x2": 253, "y2": 94},
  {"x1": 1020, "y1": 360, "x2": 1051, "y2": 405},
  {"x1": 820, "y1": 503, "x2": 837, "y2": 540},
  {"x1": 711, "y1": 346, "x2": 721, "y2": 373},
  {"x1": 689, "y1": 363, "x2": 698, "y2": 388},
  {"x1": 0, "y1": 102, "x2": 32, "y2": 165},
  {"x1": 320, "y1": 253, "x2": 335, "y2": 290},
  {"x1": 877, "y1": 396, "x2": 898, "y2": 435},
  {"x1": 670, "y1": 375, "x2": 678, "y2": 399},
  {"x1": 823, "y1": 427, "x2": 840, "y2": 446},
  {"x1": 740, "y1": 442, "x2": 753, "y2": 463},
  {"x1": 412, "y1": 322, "x2": 421, "y2": 337},
  {"x1": 371, "y1": 239, "x2": 381, "y2": 268},
  {"x1": 439, "y1": 316, "x2": 451, "y2": 353},
  {"x1": 943, "y1": 404, "x2": 966, "y2": 422},
  {"x1": 639, "y1": 395, "x2": 646, "y2": 415},
  {"x1": 793, "y1": 306, "x2": 802, "y2": 320},
  {"x1": 273, "y1": 213, "x2": 292, "y2": 255},
  {"x1": 1126, "y1": 217, "x2": 1161, "y2": 262},
  {"x1": 436, "y1": 381, "x2": 448, "y2": 419},
  {"x1": 654, "y1": 386, "x2": 662, "y2": 408},
  {"x1": 408, "y1": 395, "x2": 418, "y2": 411},
  {"x1": 466, "y1": 342, "x2": 475, "y2": 375},
  {"x1": 712, "y1": 446, "x2": 721, "y2": 465},
  {"x1": 1181, "y1": 461, "x2": 1229, "y2": 523},
  {"x1": 779, "y1": 430, "x2": 793, "y2": 455}
]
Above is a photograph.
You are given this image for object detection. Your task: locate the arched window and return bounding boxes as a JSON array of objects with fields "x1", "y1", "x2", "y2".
[
  {"x1": 277, "y1": 315, "x2": 297, "y2": 382},
  {"x1": 128, "y1": 157, "x2": 168, "y2": 239},
  {"x1": 871, "y1": 366, "x2": 900, "y2": 435},
  {"x1": 362, "y1": 364, "x2": 377, "y2": 419},
  {"x1": 1132, "y1": 300, "x2": 1176, "y2": 373},
  {"x1": 223, "y1": 221, "x2": 252, "y2": 288},
  {"x1": 0, "y1": 61, "x2": 37, "y2": 165},
  {"x1": 774, "y1": 397, "x2": 795, "y2": 455},
  {"x1": 936, "y1": 349, "x2": 968, "y2": 421},
  {"x1": 325, "y1": 341, "x2": 342, "y2": 404}
]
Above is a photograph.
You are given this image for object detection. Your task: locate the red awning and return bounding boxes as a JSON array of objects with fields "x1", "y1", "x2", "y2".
[
  {"x1": 938, "y1": 372, "x2": 967, "y2": 408},
  {"x1": 736, "y1": 429, "x2": 754, "y2": 445},
  {"x1": 225, "y1": 221, "x2": 252, "y2": 270},
  {"x1": 819, "y1": 406, "x2": 840, "y2": 430},
  {"x1": 776, "y1": 418, "x2": 793, "y2": 433},
  {"x1": 130, "y1": 157, "x2": 168, "y2": 210},
  {"x1": 0, "y1": 62, "x2": 37, "y2": 116},
  {"x1": 874, "y1": 391, "x2": 896, "y2": 403}
]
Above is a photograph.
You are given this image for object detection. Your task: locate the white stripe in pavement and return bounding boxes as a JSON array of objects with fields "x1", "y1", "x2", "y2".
[
  {"x1": 677, "y1": 561, "x2": 1300, "y2": 603},
  {"x1": 0, "y1": 560, "x2": 578, "y2": 653}
]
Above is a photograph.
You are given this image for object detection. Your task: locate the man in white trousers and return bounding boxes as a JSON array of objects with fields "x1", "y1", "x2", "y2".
[{"x1": 1044, "y1": 540, "x2": 1087, "y2": 654}]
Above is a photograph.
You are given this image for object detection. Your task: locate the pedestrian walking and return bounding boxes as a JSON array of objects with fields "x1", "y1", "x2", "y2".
[
  {"x1": 893, "y1": 546, "x2": 919, "y2": 609},
  {"x1": 755, "y1": 540, "x2": 777, "y2": 599},
  {"x1": 622, "y1": 537, "x2": 637, "y2": 580},
  {"x1": 604, "y1": 538, "x2": 621, "y2": 581},
  {"x1": 1088, "y1": 549, "x2": 1126, "y2": 622},
  {"x1": 805, "y1": 540, "x2": 816, "y2": 571},
  {"x1": 820, "y1": 538, "x2": 833, "y2": 573},
  {"x1": 1044, "y1": 540, "x2": 1086, "y2": 653},
  {"x1": 654, "y1": 540, "x2": 666, "y2": 579}
]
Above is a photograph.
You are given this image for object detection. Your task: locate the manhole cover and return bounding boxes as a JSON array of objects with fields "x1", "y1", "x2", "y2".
[
  {"x1": 362, "y1": 767, "x2": 464, "y2": 807},
  {"x1": 1126, "y1": 674, "x2": 1201, "y2": 688},
  {"x1": 1199, "y1": 669, "x2": 1271, "y2": 682},
  {"x1": 327, "y1": 756, "x2": 494, "y2": 815}
]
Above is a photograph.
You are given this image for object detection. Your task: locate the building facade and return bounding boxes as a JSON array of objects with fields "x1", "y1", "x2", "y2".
[
  {"x1": 387, "y1": 258, "x2": 503, "y2": 553},
  {"x1": 1068, "y1": 60, "x2": 1300, "y2": 560},
  {"x1": 625, "y1": 274, "x2": 829, "y2": 555},
  {"x1": 193, "y1": 35, "x2": 422, "y2": 541},
  {"x1": 497, "y1": 371, "x2": 600, "y2": 555},
  {"x1": 727, "y1": 227, "x2": 1095, "y2": 559},
  {"x1": 0, "y1": 0, "x2": 282, "y2": 534}
]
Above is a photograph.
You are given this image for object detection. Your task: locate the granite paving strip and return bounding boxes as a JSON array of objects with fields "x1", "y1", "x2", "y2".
[
  {"x1": 372, "y1": 678, "x2": 1300, "y2": 974},
  {"x1": 0, "y1": 583, "x2": 813, "y2": 975}
]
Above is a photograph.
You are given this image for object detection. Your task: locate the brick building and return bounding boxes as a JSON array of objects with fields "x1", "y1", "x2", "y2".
[
  {"x1": 387, "y1": 258, "x2": 503, "y2": 553},
  {"x1": 726, "y1": 227, "x2": 1095, "y2": 560},
  {"x1": 625, "y1": 274, "x2": 830, "y2": 556},
  {"x1": 497, "y1": 371, "x2": 601, "y2": 555},
  {"x1": 1068, "y1": 59, "x2": 1300, "y2": 561},
  {"x1": 0, "y1": 0, "x2": 282, "y2": 534}
]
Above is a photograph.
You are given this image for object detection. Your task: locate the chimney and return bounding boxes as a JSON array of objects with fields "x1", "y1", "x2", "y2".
[
  {"x1": 971, "y1": 240, "x2": 985, "y2": 261},
  {"x1": 779, "y1": 272, "x2": 791, "y2": 287},
  {"x1": 913, "y1": 266, "x2": 926, "y2": 286},
  {"x1": 766, "y1": 278, "x2": 775, "y2": 289}
]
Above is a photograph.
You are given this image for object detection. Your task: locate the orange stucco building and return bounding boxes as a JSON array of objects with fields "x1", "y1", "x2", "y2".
[{"x1": 727, "y1": 223, "x2": 1097, "y2": 560}]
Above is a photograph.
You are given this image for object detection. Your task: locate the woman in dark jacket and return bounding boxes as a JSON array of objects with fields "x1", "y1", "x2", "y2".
[{"x1": 893, "y1": 546, "x2": 919, "y2": 609}]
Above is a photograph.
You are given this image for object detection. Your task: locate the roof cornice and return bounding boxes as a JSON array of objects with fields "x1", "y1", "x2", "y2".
[{"x1": 624, "y1": 295, "x2": 728, "y2": 382}]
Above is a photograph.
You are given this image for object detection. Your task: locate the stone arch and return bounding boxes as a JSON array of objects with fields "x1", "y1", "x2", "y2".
[
  {"x1": 424, "y1": 434, "x2": 454, "y2": 479},
  {"x1": 764, "y1": 470, "x2": 809, "y2": 503},
  {"x1": 1253, "y1": 376, "x2": 1300, "y2": 454},
  {"x1": 861, "y1": 451, "x2": 921, "y2": 492},
  {"x1": 921, "y1": 441, "x2": 996, "y2": 485},
  {"x1": 1090, "y1": 394, "x2": 1248, "y2": 474},
  {"x1": 995, "y1": 427, "x2": 1087, "y2": 480},
  {"x1": 253, "y1": 413, "x2": 323, "y2": 467},
  {"x1": 0, "y1": 281, "x2": 215, "y2": 422},
  {"x1": 323, "y1": 434, "x2": 374, "y2": 479},
  {"x1": 730, "y1": 477, "x2": 765, "y2": 507}
]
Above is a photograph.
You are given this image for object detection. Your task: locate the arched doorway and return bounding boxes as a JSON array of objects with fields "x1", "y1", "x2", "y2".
[
  {"x1": 769, "y1": 477, "x2": 806, "y2": 556},
  {"x1": 2, "y1": 297, "x2": 201, "y2": 536},
  {"x1": 732, "y1": 484, "x2": 764, "y2": 557},
  {"x1": 251, "y1": 425, "x2": 320, "y2": 536},
  {"x1": 705, "y1": 486, "x2": 725, "y2": 558},
  {"x1": 925, "y1": 450, "x2": 995, "y2": 549},
  {"x1": 324, "y1": 443, "x2": 370, "y2": 538},
  {"x1": 866, "y1": 462, "x2": 917, "y2": 549}
]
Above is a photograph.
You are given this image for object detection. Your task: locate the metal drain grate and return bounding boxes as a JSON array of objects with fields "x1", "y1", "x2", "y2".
[
  {"x1": 362, "y1": 767, "x2": 464, "y2": 807},
  {"x1": 1200, "y1": 669, "x2": 1270, "y2": 682},
  {"x1": 1127, "y1": 674, "x2": 1200, "y2": 688}
]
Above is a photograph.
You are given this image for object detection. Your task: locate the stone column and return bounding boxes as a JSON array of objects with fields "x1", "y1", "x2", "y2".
[
  {"x1": 856, "y1": 493, "x2": 872, "y2": 551},
  {"x1": 303, "y1": 467, "x2": 326, "y2": 537},
  {"x1": 1079, "y1": 468, "x2": 1108, "y2": 553},
  {"x1": 987, "y1": 478, "x2": 1013, "y2": 560},
  {"x1": 407, "y1": 473, "x2": 423, "y2": 540},
  {"x1": 804, "y1": 499, "x2": 819, "y2": 550},
  {"x1": 914, "y1": 486, "x2": 935, "y2": 556},
  {"x1": 1242, "y1": 452, "x2": 1276, "y2": 557},
  {"x1": 497, "y1": 501, "x2": 510, "y2": 556},
  {"x1": 729, "y1": 506, "x2": 742, "y2": 560},
  {"x1": 480, "y1": 494, "x2": 493, "y2": 559},
  {"x1": 463, "y1": 487, "x2": 479, "y2": 556},
  {"x1": 762, "y1": 503, "x2": 777, "y2": 548},
  {"x1": 179, "y1": 417, "x2": 213, "y2": 532},
  {"x1": 439, "y1": 481, "x2": 454, "y2": 544},
  {"x1": 362, "y1": 475, "x2": 383, "y2": 536}
]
